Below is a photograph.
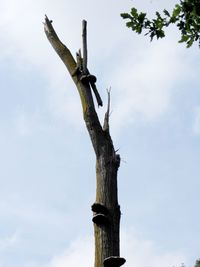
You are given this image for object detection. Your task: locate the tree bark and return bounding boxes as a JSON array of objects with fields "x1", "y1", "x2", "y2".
[{"x1": 43, "y1": 16, "x2": 125, "y2": 267}]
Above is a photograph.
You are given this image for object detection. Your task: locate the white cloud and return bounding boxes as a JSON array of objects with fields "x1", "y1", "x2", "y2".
[
  {"x1": 0, "y1": 197, "x2": 70, "y2": 229},
  {"x1": 24, "y1": 236, "x2": 93, "y2": 267},
  {"x1": 14, "y1": 112, "x2": 33, "y2": 136},
  {"x1": 45, "y1": 236, "x2": 94, "y2": 267},
  {"x1": 0, "y1": 230, "x2": 20, "y2": 250},
  {"x1": 107, "y1": 39, "x2": 186, "y2": 136},
  {"x1": 192, "y1": 107, "x2": 200, "y2": 135},
  {"x1": 121, "y1": 229, "x2": 186, "y2": 267},
  {"x1": 29, "y1": 230, "x2": 185, "y2": 267}
]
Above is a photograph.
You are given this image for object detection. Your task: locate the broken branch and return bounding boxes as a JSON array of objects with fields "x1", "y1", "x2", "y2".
[
  {"x1": 103, "y1": 88, "x2": 111, "y2": 131},
  {"x1": 82, "y1": 20, "x2": 88, "y2": 74}
]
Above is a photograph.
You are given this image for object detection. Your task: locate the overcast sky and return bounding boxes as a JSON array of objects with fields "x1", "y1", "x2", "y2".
[{"x1": 0, "y1": 1, "x2": 200, "y2": 267}]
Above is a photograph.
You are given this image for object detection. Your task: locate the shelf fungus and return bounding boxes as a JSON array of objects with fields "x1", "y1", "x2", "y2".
[
  {"x1": 92, "y1": 213, "x2": 109, "y2": 225},
  {"x1": 91, "y1": 203, "x2": 108, "y2": 214},
  {"x1": 80, "y1": 74, "x2": 97, "y2": 84},
  {"x1": 92, "y1": 202, "x2": 109, "y2": 225},
  {"x1": 103, "y1": 257, "x2": 126, "y2": 267}
]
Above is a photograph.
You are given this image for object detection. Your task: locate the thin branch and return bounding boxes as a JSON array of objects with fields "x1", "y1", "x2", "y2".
[
  {"x1": 81, "y1": 20, "x2": 103, "y2": 107},
  {"x1": 103, "y1": 88, "x2": 111, "y2": 131},
  {"x1": 82, "y1": 20, "x2": 88, "y2": 74},
  {"x1": 90, "y1": 80, "x2": 103, "y2": 107}
]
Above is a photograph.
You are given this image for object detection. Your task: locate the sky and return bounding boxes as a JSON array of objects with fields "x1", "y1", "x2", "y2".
[{"x1": 0, "y1": 0, "x2": 200, "y2": 267}]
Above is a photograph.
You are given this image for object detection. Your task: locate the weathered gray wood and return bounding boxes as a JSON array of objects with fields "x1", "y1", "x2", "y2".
[
  {"x1": 43, "y1": 16, "x2": 125, "y2": 267},
  {"x1": 82, "y1": 20, "x2": 88, "y2": 74},
  {"x1": 103, "y1": 89, "x2": 111, "y2": 131}
]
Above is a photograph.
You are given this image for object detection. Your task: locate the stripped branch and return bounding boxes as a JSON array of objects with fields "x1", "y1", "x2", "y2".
[
  {"x1": 103, "y1": 88, "x2": 111, "y2": 131},
  {"x1": 80, "y1": 20, "x2": 103, "y2": 107},
  {"x1": 82, "y1": 20, "x2": 88, "y2": 74}
]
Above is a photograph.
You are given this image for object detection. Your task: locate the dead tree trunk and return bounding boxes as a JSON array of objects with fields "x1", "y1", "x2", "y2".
[{"x1": 43, "y1": 16, "x2": 126, "y2": 267}]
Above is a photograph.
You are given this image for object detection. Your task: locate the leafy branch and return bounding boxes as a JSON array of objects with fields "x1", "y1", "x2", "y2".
[{"x1": 121, "y1": 0, "x2": 200, "y2": 48}]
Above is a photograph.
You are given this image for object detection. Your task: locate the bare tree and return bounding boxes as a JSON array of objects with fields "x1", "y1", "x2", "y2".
[{"x1": 43, "y1": 16, "x2": 126, "y2": 267}]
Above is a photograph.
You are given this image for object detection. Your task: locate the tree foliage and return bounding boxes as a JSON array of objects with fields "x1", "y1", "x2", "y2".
[
  {"x1": 195, "y1": 259, "x2": 200, "y2": 267},
  {"x1": 121, "y1": 0, "x2": 200, "y2": 48}
]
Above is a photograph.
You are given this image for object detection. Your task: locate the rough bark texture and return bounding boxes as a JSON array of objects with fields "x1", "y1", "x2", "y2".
[{"x1": 43, "y1": 16, "x2": 125, "y2": 267}]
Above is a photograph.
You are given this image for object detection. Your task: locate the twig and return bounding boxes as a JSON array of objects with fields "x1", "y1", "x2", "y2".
[
  {"x1": 103, "y1": 88, "x2": 111, "y2": 131},
  {"x1": 82, "y1": 20, "x2": 88, "y2": 74}
]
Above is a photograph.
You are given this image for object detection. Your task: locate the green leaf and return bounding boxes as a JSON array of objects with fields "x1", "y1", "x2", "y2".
[
  {"x1": 186, "y1": 38, "x2": 194, "y2": 48},
  {"x1": 136, "y1": 25, "x2": 142, "y2": 34},
  {"x1": 178, "y1": 34, "x2": 190, "y2": 43},
  {"x1": 130, "y1": 7, "x2": 138, "y2": 18},
  {"x1": 163, "y1": 9, "x2": 170, "y2": 17},
  {"x1": 156, "y1": 30, "x2": 165, "y2": 38},
  {"x1": 155, "y1": 11, "x2": 161, "y2": 19},
  {"x1": 126, "y1": 21, "x2": 134, "y2": 28},
  {"x1": 120, "y1": 13, "x2": 132, "y2": 19},
  {"x1": 150, "y1": 31, "x2": 155, "y2": 41},
  {"x1": 172, "y1": 4, "x2": 182, "y2": 18},
  {"x1": 121, "y1": 1, "x2": 200, "y2": 48},
  {"x1": 144, "y1": 20, "x2": 151, "y2": 27},
  {"x1": 138, "y1": 12, "x2": 146, "y2": 23},
  {"x1": 177, "y1": 20, "x2": 185, "y2": 30}
]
